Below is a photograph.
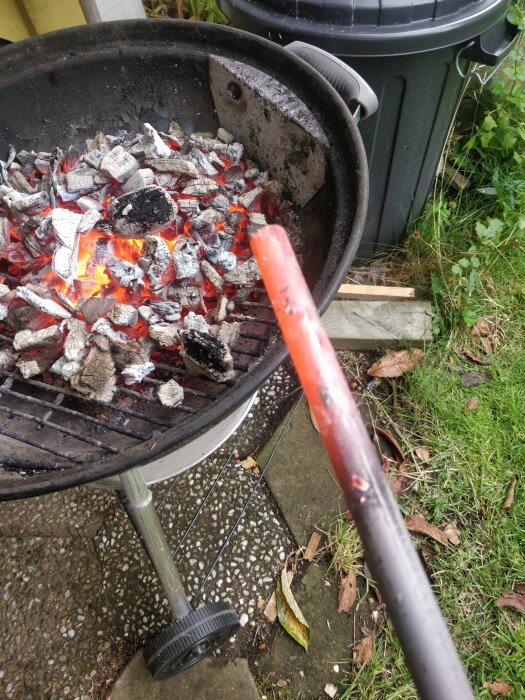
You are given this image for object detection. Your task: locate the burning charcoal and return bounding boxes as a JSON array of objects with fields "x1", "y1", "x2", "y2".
[
  {"x1": 223, "y1": 258, "x2": 261, "y2": 285},
  {"x1": 63, "y1": 318, "x2": 87, "y2": 361},
  {"x1": 217, "y1": 128, "x2": 234, "y2": 144},
  {"x1": 202, "y1": 233, "x2": 237, "y2": 272},
  {"x1": 108, "y1": 304, "x2": 138, "y2": 328},
  {"x1": 77, "y1": 196, "x2": 103, "y2": 212},
  {"x1": 0, "y1": 284, "x2": 10, "y2": 299},
  {"x1": 254, "y1": 171, "x2": 269, "y2": 186},
  {"x1": 65, "y1": 167, "x2": 97, "y2": 193},
  {"x1": 210, "y1": 320, "x2": 241, "y2": 347},
  {"x1": 112, "y1": 336, "x2": 154, "y2": 368},
  {"x1": 192, "y1": 208, "x2": 223, "y2": 231},
  {"x1": 207, "y1": 152, "x2": 225, "y2": 171},
  {"x1": 50, "y1": 209, "x2": 82, "y2": 247},
  {"x1": 148, "y1": 323, "x2": 180, "y2": 347},
  {"x1": 50, "y1": 355, "x2": 84, "y2": 381},
  {"x1": 138, "y1": 235, "x2": 171, "y2": 288},
  {"x1": 9, "y1": 169, "x2": 35, "y2": 194},
  {"x1": 0, "y1": 217, "x2": 10, "y2": 249},
  {"x1": 213, "y1": 295, "x2": 228, "y2": 323},
  {"x1": 33, "y1": 158, "x2": 50, "y2": 175},
  {"x1": 244, "y1": 161, "x2": 260, "y2": 180},
  {"x1": 17, "y1": 358, "x2": 44, "y2": 379},
  {"x1": 16, "y1": 150, "x2": 37, "y2": 167},
  {"x1": 224, "y1": 209, "x2": 244, "y2": 237},
  {"x1": 106, "y1": 257, "x2": 144, "y2": 292},
  {"x1": 56, "y1": 185, "x2": 83, "y2": 202},
  {"x1": 66, "y1": 146, "x2": 83, "y2": 172},
  {"x1": 78, "y1": 297, "x2": 116, "y2": 324},
  {"x1": 53, "y1": 242, "x2": 80, "y2": 284},
  {"x1": 157, "y1": 379, "x2": 184, "y2": 408},
  {"x1": 99, "y1": 145, "x2": 140, "y2": 183},
  {"x1": 83, "y1": 149, "x2": 104, "y2": 169},
  {"x1": 91, "y1": 318, "x2": 134, "y2": 349},
  {"x1": 51, "y1": 290, "x2": 76, "y2": 314},
  {"x1": 180, "y1": 329, "x2": 234, "y2": 382},
  {"x1": 263, "y1": 179, "x2": 285, "y2": 201},
  {"x1": 71, "y1": 346, "x2": 116, "y2": 402},
  {"x1": 108, "y1": 185, "x2": 177, "y2": 237},
  {"x1": 211, "y1": 194, "x2": 230, "y2": 213},
  {"x1": 226, "y1": 142, "x2": 244, "y2": 164},
  {"x1": 78, "y1": 209, "x2": 102, "y2": 234},
  {"x1": 189, "y1": 148, "x2": 218, "y2": 177},
  {"x1": 146, "y1": 158, "x2": 199, "y2": 178},
  {"x1": 169, "y1": 121, "x2": 186, "y2": 140},
  {"x1": 142, "y1": 123, "x2": 171, "y2": 159},
  {"x1": 183, "y1": 312, "x2": 209, "y2": 334},
  {"x1": 85, "y1": 132, "x2": 111, "y2": 154},
  {"x1": 178, "y1": 199, "x2": 200, "y2": 215},
  {"x1": 246, "y1": 212, "x2": 267, "y2": 235},
  {"x1": 13, "y1": 324, "x2": 62, "y2": 351},
  {"x1": 0, "y1": 186, "x2": 49, "y2": 217},
  {"x1": 168, "y1": 283, "x2": 203, "y2": 309},
  {"x1": 200, "y1": 259, "x2": 223, "y2": 292},
  {"x1": 238, "y1": 187, "x2": 263, "y2": 210},
  {"x1": 182, "y1": 178, "x2": 219, "y2": 197},
  {"x1": 94, "y1": 173, "x2": 111, "y2": 186},
  {"x1": 16, "y1": 287, "x2": 71, "y2": 319},
  {"x1": 122, "y1": 168, "x2": 154, "y2": 193},
  {"x1": 172, "y1": 236, "x2": 200, "y2": 281},
  {"x1": 138, "y1": 305, "x2": 155, "y2": 324},
  {"x1": 94, "y1": 217, "x2": 113, "y2": 234},
  {"x1": 93, "y1": 238, "x2": 115, "y2": 265},
  {"x1": 0, "y1": 348, "x2": 16, "y2": 370},
  {"x1": 149, "y1": 301, "x2": 181, "y2": 323},
  {"x1": 121, "y1": 361, "x2": 155, "y2": 385}
]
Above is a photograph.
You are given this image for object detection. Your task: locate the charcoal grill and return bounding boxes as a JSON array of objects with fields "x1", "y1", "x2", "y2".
[{"x1": 0, "y1": 20, "x2": 374, "y2": 678}]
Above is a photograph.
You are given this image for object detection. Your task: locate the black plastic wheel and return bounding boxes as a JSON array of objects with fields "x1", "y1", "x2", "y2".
[{"x1": 144, "y1": 601, "x2": 240, "y2": 680}]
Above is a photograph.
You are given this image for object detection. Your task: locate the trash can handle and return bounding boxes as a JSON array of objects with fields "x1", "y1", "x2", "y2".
[
  {"x1": 455, "y1": 18, "x2": 521, "y2": 86},
  {"x1": 285, "y1": 41, "x2": 378, "y2": 122}
]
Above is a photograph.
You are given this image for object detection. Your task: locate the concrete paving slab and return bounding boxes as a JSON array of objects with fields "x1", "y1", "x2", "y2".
[{"x1": 110, "y1": 652, "x2": 261, "y2": 700}]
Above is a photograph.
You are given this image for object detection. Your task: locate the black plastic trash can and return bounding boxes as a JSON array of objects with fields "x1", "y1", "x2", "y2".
[{"x1": 218, "y1": 0, "x2": 520, "y2": 258}]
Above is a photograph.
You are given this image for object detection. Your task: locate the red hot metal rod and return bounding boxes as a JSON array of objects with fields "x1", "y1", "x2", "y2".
[{"x1": 250, "y1": 225, "x2": 473, "y2": 700}]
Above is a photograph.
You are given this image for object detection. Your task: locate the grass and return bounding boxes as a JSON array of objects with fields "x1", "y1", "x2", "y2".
[{"x1": 340, "y1": 16, "x2": 525, "y2": 700}]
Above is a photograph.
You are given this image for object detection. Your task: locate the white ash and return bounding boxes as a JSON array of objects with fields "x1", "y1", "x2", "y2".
[
  {"x1": 148, "y1": 301, "x2": 181, "y2": 323},
  {"x1": 76, "y1": 196, "x2": 103, "y2": 212},
  {"x1": 223, "y1": 258, "x2": 261, "y2": 285},
  {"x1": 246, "y1": 212, "x2": 267, "y2": 235},
  {"x1": 213, "y1": 294, "x2": 228, "y2": 323},
  {"x1": 49, "y1": 208, "x2": 82, "y2": 247},
  {"x1": 70, "y1": 346, "x2": 116, "y2": 402},
  {"x1": 157, "y1": 378, "x2": 184, "y2": 408},
  {"x1": 99, "y1": 145, "x2": 140, "y2": 183},
  {"x1": 191, "y1": 208, "x2": 223, "y2": 230},
  {"x1": 53, "y1": 239, "x2": 80, "y2": 284},
  {"x1": 138, "y1": 235, "x2": 171, "y2": 288},
  {"x1": 33, "y1": 158, "x2": 49, "y2": 175},
  {"x1": 15, "y1": 150, "x2": 37, "y2": 167},
  {"x1": 83, "y1": 149, "x2": 104, "y2": 169},
  {"x1": 142, "y1": 123, "x2": 171, "y2": 159},
  {"x1": 0, "y1": 348, "x2": 16, "y2": 370},
  {"x1": 15, "y1": 287, "x2": 71, "y2": 319},
  {"x1": 168, "y1": 283, "x2": 203, "y2": 309},
  {"x1": 148, "y1": 323, "x2": 180, "y2": 347},
  {"x1": 78, "y1": 209, "x2": 102, "y2": 234},
  {"x1": 122, "y1": 168, "x2": 154, "y2": 193},
  {"x1": 0, "y1": 284, "x2": 10, "y2": 299},
  {"x1": 146, "y1": 158, "x2": 199, "y2": 178},
  {"x1": 105, "y1": 256, "x2": 144, "y2": 292},
  {"x1": 189, "y1": 148, "x2": 219, "y2": 177},
  {"x1": 0, "y1": 217, "x2": 10, "y2": 249},
  {"x1": 107, "y1": 304, "x2": 138, "y2": 327},
  {"x1": 207, "y1": 152, "x2": 225, "y2": 171},
  {"x1": 93, "y1": 238, "x2": 115, "y2": 265},
  {"x1": 200, "y1": 260, "x2": 223, "y2": 292},
  {"x1": 112, "y1": 336, "x2": 155, "y2": 369},
  {"x1": 183, "y1": 312, "x2": 209, "y2": 334},
  {"x1": 217, "y1": 127, "x2": 234, "y2": 144},
  {"x1": 13, "y1": 324, "x2": 62, "y2": 351},
  {"x1": 108, "y1": 185, "x2": 177, "y2": 237},
  {"x1": 55, "y1": 184, "x2": 82, "y2": 202},
  {"x1": 263, "y1": 179, "x2": 285, "y2": 201},
  {"x1": 0, "y1": 186, "x2": 49, "y2": 217},
  {"x1": 169, "y1": 121, "x2": 186, "y2": 140},
  {"x1": 63, "y1": 318, "x2": 88, "y2": 362},
  {"x1": 210, "y1": 194, "x2": 229, "y2": 212},
  {"x1": 172, "y1": 236, "x2": 200, "y2": 281},
  {"x1": 138, "y1": 305, "x2": 155, "y2": 324},
  {"x1": 9, "y1": 169, "x2": 35, "y2": 194},
  {"x1": 238, "y1": 187, "x2": 263, "y2": 210},
  {"x1": 50, "y1": 355, "x2": 84, "y2": 381},
  {"x1": 182, "y1": 178, "x2": 219, "y2": 197},
  {"x1": 121, "y1": 361, "x2": 155, "y2": 385},
  {"x1": 210, "y1": 321, "x2": 241, "y2": 347},
  {"x1": 65, "y1": 167, "x2": 97, "y2": 194},
  {"x1": 178, "y1": 199, "x2": 200, "y2": 215},
  {"x1": 91, "y1": 318, "x2": 135, "y2": 349},
  {"x1": 17, "y1": 358, "x2": 43, "y2": 379}
]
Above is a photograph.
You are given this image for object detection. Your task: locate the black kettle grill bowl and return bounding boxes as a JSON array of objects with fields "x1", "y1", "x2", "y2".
[{"x1": 0, "y1": 20, "x2": 368, "y2": 499}]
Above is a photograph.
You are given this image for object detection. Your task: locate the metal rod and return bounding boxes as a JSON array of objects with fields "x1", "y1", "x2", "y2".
[
  {"x1": 0, "y1": 425, "x2": 84, "y2": 463},
  {"x1": 118, "y1": 467, "x2": 192, "y2": 621},
  {"x1": 250, "y1": 225, "x2": 474, "y2": 700}
]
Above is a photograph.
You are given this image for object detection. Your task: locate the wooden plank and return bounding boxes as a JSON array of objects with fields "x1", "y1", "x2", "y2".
[
  {"x1": 322, "y1": 299, "x2": 432, "y2": 350},
  {"x1": 337, "y1": 284, "x2": 415, "y2": 301}
]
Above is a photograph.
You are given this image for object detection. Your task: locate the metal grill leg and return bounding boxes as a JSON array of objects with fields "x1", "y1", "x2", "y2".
[{"x1": 118, "y1": 467, "x2": 192, "y2": 621}]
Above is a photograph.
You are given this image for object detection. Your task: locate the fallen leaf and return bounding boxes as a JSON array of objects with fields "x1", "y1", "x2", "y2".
[
  {"x1": 502, "y1": 476, "x2": 517, "y2": 514},
  {"x1": 241, "y1": 456, "x2": 257, "y2": 471},
  {"x1": 414, "y1": 446, "x2": 430, "y2": 463},
  {"x1": 471, "y1": 317, "x2": 495, "y2": 337},
  {"x1": 276, "y1": 568, "x2": 310, "y2": 651},
  {"x1": 256, "y1": 598, "x2": 265, "y2": 609},
  {"x1": 482, "y1": 680, "x2": 514, "y2": 696},
  {"x1": 324, "y1": 683, "x2": 338, "y2": 698},
  {"x1": 447, "y1": 362, "x2": 465, "y2": 373},
  {"x1": 479, "y1": 336, "x2": 494, "y2": 355},
  {"x1": 495, "y1": 590, "x2": 525, "y2": 613},
  {"x1": 304, "y1": 532, "x2": 322, "y2": 561},
  {"x1": 373, "y1": 425, "x2": 405, "y2": 463},
  {"x1": 308, "y1": 402, "x2": 320, "y2": 433},
  {"x1": 353, "y1": 635, "x2": 375, "y2": 665},
  {"x1": 515, "y1": 583, "x2": 525, "y2": 595},
  {"x1": 461, "y1": 371, "x2": 488, "y2": 387},
  {"x1": 443, "y1": 522, "x2": 461, "y2": 545},
  {"x1": 389, "y1": 473, "x2": 412, "y2": 496},
  {"x1": 264, "y1": 571, "x2": 293, "y2": 622},
  {"x1": 367, "y1": 349, "x2": 424, "y2": 378},
  {"x1": 464, "y1": 396, "x2": 479, "y2": 411},
  {"x1": 337, "y1": 571, "x2": 357, "y2": 613},
  {"x1": 341, "y1": 510, "x2": 353, "y2": 521},
  {"x1": 276, "y1": 679, "x2": 288, "y2": 688},
  {"x1": 405, "y1": 514, "x2": 449, "y2": 546}
]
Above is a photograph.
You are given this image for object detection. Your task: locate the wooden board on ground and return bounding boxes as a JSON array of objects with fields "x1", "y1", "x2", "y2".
[
  {"x1": 336, "y1": 284, "x2": 415, "y2": 301},
  {"x1": 322, "y1": 299, "x2": 432, "y2": 350}
]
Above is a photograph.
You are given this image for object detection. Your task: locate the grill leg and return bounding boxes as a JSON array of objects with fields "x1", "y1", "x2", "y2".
[{"x1": 118, "y1": 467, "x2": 192, "y2": 621}]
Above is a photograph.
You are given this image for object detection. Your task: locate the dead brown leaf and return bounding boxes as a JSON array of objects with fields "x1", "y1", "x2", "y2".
[
  {"x1": 482, "y1": 680, "x2": 514, "y2": 697},
  {"x1": 308, "y1": 402, "x2": 320, "y2": 433},
  {"x1": 461, "y1": 371, "x2": 488, "y2": 387},
  {"x1": 464, "y1": 396, "x2": 479, "y2": 411},
  {"x1": 337, "y1": 571, "x2": 357, "y2": 613},
  {"x1": 443, "y1": 522, "x2": 461, "y2": 545},
  {"x1": 502, "y1": 475, "x2": 517, "y2": 514},
  {"x1": 241, "y1": 456, "x2": 257, "y2": 471},
  {"x1": 342, "y1": 510, "x2": 353, "y2": 522},
  {"x1": 495, "y1": 590, "x2": 525, "y2": 613},
  {"x1": 389, "y1": 473, "x2": 412, "y2": 496},
  {"x1": 304, "y1": 532, "x2": 322, "y2": 561},
  {"x1": 414, "y1": 446, "x2": 430, "y2": 463},
  {"x1": 374, "y1": 425, "x2": 405, "y2": 464},
  {"x1": 353, "y1": 635, "x2": 375, "y2": 665},
  {"x1": 405, "y1": 514, "x2": 449, "y2": 546},
  {"x1": 479, "y1": 336, "x2": 494, "y2": 355},
  {"x1": 367, "y1": 349, "x2": 424, "y2": 378},
  {"x1": 471, "y1": 317, "x2": 495, "y2": 337},
  {"x1": 263, "y1": 571, "x2": 294, "y2": 622},
  {"x1": 515, "y1": 583, "x2": 525, "y2": 595}
]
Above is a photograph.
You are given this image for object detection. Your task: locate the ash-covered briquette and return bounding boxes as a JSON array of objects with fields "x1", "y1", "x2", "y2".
[
  {"x1": 105, "y1": 257, "x2": 144, "y2": 292},
  {"x1": 70, "y1": 346, "x2": 116, "y2": 402},
  {"x1": 107, "y1": 185, "x2": 178, "y2": 237},
  {"x1": 138, "y1": 235, "x2": 171, "y2": 289},
  {"x1": 157, "y1": 378, "x2": 184, "y2": 408},
  {"x1": 180, "y1": 328, "x2": 234, "y2": 383}
]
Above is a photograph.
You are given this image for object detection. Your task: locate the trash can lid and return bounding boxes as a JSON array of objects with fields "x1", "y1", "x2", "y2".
[{"x1": 220, "y1": 0, "x2": 513, "y2": 55}]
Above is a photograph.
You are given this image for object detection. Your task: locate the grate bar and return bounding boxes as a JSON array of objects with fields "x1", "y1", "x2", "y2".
[
  {"x1": 42, "y1": 392, "x2": 65, "y2": 422},
  {"x1": 0, "y1": 404, "x2": 118, "y2": 453},
  {"x1": 0, "y1": 425, "x2": 85, "y2": 463}
]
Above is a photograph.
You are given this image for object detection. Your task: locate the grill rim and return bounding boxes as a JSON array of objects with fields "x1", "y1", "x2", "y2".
[{"x1": 0, "y1": 19, "x2": 368, "y2": 500}]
